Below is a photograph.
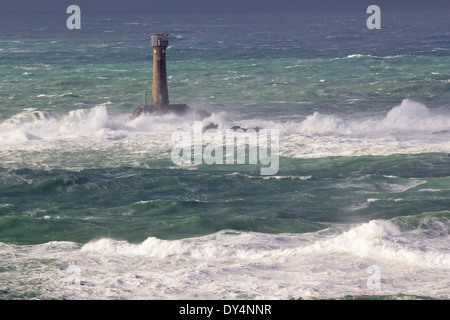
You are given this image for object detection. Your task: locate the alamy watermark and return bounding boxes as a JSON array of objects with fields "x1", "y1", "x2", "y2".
[
  {"x1": 66, "y1": 5, "x2": 81, "y2": 30},
  {"x1": 171, "y1": 122, "x2": 279, "y2": 175},
  {"x1": 366, "y1": 265, "x2": 381, "y2": 290},
  {"x1": 366, "y1": 5, "x2": 381, "y2": 30},
  {"x1": 66, "y1": 264, "x2": 81, "y2": 289},
  {"x1": 67, "y1": 5, "x2": 380, "y2": 31}
]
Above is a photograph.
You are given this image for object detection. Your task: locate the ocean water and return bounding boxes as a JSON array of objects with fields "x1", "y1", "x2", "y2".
[{"x1": 0, "y1": 9, "x2": 449, "y2": 299}]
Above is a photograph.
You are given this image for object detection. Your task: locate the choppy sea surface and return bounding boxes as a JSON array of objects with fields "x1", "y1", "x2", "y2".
[{"x1": 0, "y1": 9, "x2": 449, "y2": 299}]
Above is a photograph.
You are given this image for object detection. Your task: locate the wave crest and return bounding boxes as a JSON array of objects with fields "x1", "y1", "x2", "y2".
[{"x1": 293, "y1": 99, "x2": 450, "y2": 136}]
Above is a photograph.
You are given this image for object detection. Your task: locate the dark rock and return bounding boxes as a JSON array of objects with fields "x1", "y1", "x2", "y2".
[
  {"x1": 130, "y1": 104, "x2": 211, "y2": 121},
  {"x1": 202, "y1": 123, "x2": 219, "y2": 132},
  {"x1": 130, "y1": 105, "x2": 263, "y2": 133},
  {"x1": 230, "y1": 125, "x2": 261, "y2": 132}
]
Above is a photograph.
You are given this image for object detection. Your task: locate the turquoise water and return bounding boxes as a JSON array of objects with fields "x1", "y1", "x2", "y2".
[{"x1": 0, "y1": 10, "x2": 449, "y2": 299}]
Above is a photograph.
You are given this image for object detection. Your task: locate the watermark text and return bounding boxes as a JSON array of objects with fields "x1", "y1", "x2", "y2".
[{"x1": 171, "y1": 122, "x2": 279, "y2": 175}]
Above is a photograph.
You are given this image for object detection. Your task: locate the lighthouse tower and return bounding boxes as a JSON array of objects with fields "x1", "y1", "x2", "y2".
[
  {"x1": 150, "y1": 33, "x2": 170, "y2": 108},
  {"x1": 130, "y1": 33, "x2": 211, "y2": 121}
]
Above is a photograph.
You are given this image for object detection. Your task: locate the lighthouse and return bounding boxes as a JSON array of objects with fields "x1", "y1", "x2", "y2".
[
  {"x1": 131, "y1": 33, "x2": 210, "y2": 120},
  {"x1": 129, "y1": 33, "x2": 260, "y2": 133},
  {"x1": 150, "y1": 33, "x2": 170, "y2": 108}
]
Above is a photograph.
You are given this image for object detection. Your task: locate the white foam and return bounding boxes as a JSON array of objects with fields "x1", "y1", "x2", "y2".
[
  {"x1": 347, "y1": 54, "x2": 367, "y2": 58},
  {"x1": 313, "y1": 220, "x2": 450, "y2": 269},
  {"x1": 81, "y1": 237, "x2": 188, "y2": 258},
  {"x1": 1, "y1": 99, "x2": 450, "y2": 164},
  {"x1": 80, "y1": 232, "x2": 289, "y2": 261},
  {"x1": 1, "y1": 218, "x2": 449, "y2": 299},
  {"x1": 289, "y1": 99, "x2": 450, "y2": 136},
  {"x1": 79, "y1": 220, "x2": 450, "y2": 269},
  {"x1": 261, "y1": 175, "x2": 312, "y2": 180},
  {"x1": 345, "y1": 54, "x2": 404, "y2": 59}
]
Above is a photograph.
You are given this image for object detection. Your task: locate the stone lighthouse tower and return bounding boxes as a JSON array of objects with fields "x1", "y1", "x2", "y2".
[
  {"x1": 130, "y1": 32, "x2": 211, "y2": 121},
  {"x1": 150, "y1": 33, "x2": 170, "y2": 108}
]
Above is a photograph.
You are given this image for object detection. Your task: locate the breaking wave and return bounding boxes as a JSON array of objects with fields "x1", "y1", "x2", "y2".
[
  {"x1": 2, "y1": 215, "x2": 447, "y2": 299},
  {"x1": 79, "y1": 219, "x2": 450, "y2": 269},
  {"x1": 292, "y1": 99, "x2": 450, "y2": 135},
  {"x1": 1, "y1": 99, "x2": 450, "y2": 160}
]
